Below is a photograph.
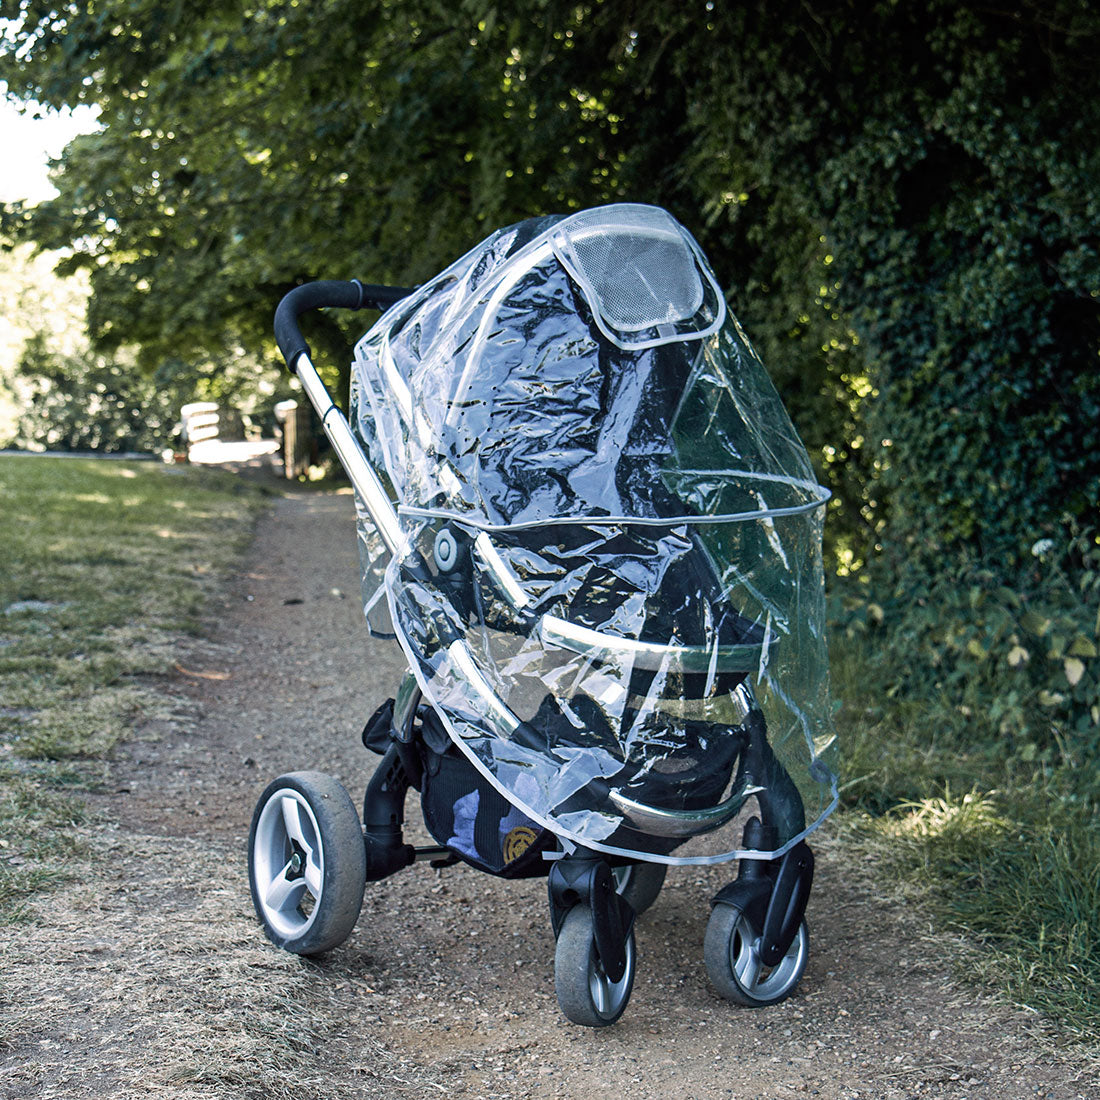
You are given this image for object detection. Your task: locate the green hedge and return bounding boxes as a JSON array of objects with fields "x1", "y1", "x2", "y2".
[{"x1": 836, "y1": 527, "x2": 1099, "y2": 777}]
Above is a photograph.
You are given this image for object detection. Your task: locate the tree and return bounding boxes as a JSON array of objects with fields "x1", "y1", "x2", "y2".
[
  {"x1": 10, "y1": 330, "x2": 183, "y2": 452},
  {"x1": 0, "y1": 241, "x2": 89, "y2": 443},
  {"x1": 2, "y1": 0, "x2": 1097, "y2": 572}
]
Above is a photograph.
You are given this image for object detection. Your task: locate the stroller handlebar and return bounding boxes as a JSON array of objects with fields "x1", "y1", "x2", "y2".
[
  {"x1": 274, "y1": 280, "x2": 412, "y2": 370},
  {"x1": 274, "y1": 279, "x2": 410, "y2": 554}
]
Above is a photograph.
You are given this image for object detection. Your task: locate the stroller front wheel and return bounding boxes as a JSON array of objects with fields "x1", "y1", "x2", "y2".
[
  {"x1": 612, "y1": 862, "x2": 667, "y2": 917},
  {"x1": 248, "y1": 771, "x2": 367, "y2": 955},
  {"x1": 704, "y1": 902, "x2": 808, "y2": 1007},
  {"x1": 554, "y1": 904, "x2": 636, "y2": 1027}
]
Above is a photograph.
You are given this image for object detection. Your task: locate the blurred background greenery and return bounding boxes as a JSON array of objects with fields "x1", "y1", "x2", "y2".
[{"x1": 1, "y1": 0, "x2": 1097, "y2": 1034}]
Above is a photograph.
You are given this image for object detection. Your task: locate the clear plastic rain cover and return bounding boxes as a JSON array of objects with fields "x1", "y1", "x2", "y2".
[{"x1": 350, "y1": 204, "x2": 837, "y2": 864}]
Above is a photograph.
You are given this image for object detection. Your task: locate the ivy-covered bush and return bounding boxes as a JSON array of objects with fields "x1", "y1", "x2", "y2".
[
  {"x1": 837, "y1": 528, "x2": 1099, "y2": 771},
  {"x1": 820, "y1": 8, "x2": 1100, "y2": 573}
]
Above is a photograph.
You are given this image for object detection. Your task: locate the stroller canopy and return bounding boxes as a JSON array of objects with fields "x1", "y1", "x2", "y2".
[{"x1": 351, "y1": 204, "x2": 837, "y2": 863}]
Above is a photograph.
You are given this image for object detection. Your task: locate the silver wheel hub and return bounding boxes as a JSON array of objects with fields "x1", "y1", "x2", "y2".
[
  {"x1": 252, "y1": 789, "x2": 325, "y2": 940},
  {"x1": 730, "y1": 915, "x2": 807, "y2": 1000},
  {"x1": 589, "y1": 934, "x2": 634, "y2": 1019}
]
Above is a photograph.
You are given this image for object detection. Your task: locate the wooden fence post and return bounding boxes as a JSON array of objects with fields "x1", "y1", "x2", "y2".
[{"x1": 274, "y1": 400, "x2": 314, "y2": 479}]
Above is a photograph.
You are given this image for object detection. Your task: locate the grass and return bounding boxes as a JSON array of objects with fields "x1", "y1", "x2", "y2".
[
  {"x1": 832, "y1": 634, "x2": 1100, "y2": 1041},
  {"x1": 0, "y1": 828, "x2": 451, "y2": 1098},
  {"x1": 0, "y1": 761, "x2": 91, "y2": 918},
  {"x1": 0, "y1": 457, "x2": 456, "y2": 1098},
  {"x1": 0, "y1": 455, "x2": 269, "y2": 919}
]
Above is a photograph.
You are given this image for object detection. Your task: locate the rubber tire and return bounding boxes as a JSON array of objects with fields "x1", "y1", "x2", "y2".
[
  {"x1": 554, "y1": 904, "x2": 636, "y2": 1027},
  {"x1": 248, "y1": 771, "x2": 367, "y2": 956},
  {"x1": 703, "y1": 902, "x2": 809, "y2": 1007},
  {"x1": 613, "y1": 862, "x2": 667, "y2": 917}
]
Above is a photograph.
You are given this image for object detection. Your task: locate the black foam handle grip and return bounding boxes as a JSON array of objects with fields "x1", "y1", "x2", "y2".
[{"x1": 274, "y1": 280, "x2": 412, "y2": 370}]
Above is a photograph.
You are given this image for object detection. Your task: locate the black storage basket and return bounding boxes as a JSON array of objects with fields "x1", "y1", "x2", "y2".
[{"x1": 420, "y1": 745, "x2": 553, "y2": 878}]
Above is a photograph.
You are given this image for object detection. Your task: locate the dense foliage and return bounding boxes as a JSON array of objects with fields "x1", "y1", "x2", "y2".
[{"x1": 2, "y1": 3, "x2": 1097, "y2": 733}]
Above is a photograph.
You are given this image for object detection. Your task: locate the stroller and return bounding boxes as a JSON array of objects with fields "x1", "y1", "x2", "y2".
[{"x1": 249, "y1": 204, "x2": 837, "y2": 1026}]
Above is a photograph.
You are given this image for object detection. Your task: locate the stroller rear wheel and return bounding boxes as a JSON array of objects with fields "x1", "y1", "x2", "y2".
[
  {"x1": 703, "y1": 902, "x2": 808, "y2": 1006},
  {"x1": 554, "y1": 904, "x2": 636, "y2": 1027},
  {"x1": 248, "y1": 771, "x2": 367, "y2": 955},
  {"x1": 612, "y1": 862, "x2": 667, "y2": 917}
]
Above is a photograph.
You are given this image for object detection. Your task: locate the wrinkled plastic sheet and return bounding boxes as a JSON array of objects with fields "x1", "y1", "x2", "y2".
[{"x1": 350, "y1": 204, "x2": 837, "y2": 863}]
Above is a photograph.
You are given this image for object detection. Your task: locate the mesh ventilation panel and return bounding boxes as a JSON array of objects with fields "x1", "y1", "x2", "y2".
[{"x1": 551, "y1": 204, "x2": 725, "y2": 349}]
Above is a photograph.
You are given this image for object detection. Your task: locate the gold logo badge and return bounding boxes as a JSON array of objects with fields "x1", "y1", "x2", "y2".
[{"x1": 503, "y1": 825, "x2": 539, "y2": 863}]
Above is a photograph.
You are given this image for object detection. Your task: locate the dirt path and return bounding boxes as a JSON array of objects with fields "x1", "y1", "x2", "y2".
[{"x1": 3, "y1": 486, "x2": 1098, "y2": 1100}]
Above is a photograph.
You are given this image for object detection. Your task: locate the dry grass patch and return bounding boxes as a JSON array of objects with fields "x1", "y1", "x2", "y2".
[{"x1": 0, "y1": 829, "x2": 455, "y2": 1100}]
